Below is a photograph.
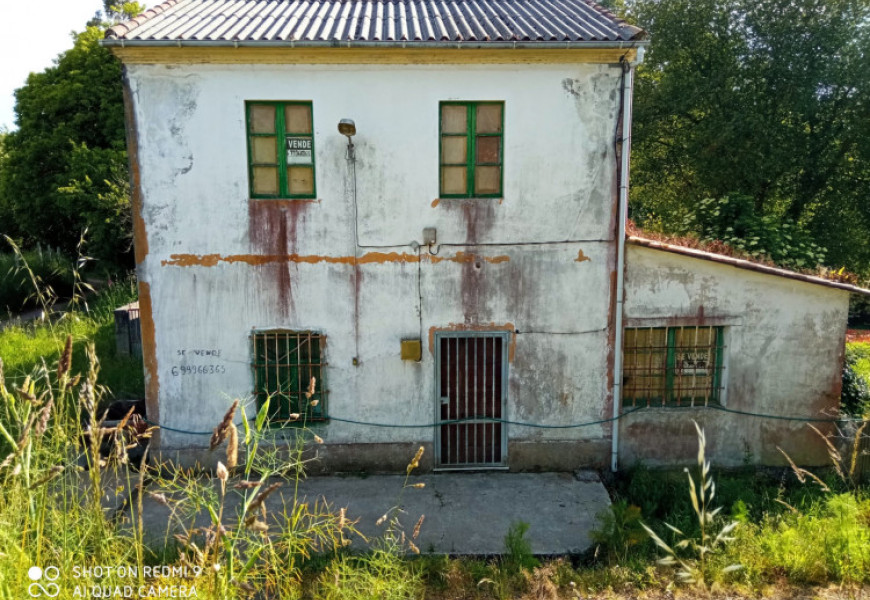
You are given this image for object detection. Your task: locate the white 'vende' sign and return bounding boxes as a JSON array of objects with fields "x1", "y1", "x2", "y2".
[{"x1": 286, "y1": 137, "x2": 312, "y2": 164}]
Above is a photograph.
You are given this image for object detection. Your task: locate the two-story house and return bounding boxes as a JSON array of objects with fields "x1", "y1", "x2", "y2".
[{"x1": 104, "y1": 0, "x2": 866, "y2": 472}]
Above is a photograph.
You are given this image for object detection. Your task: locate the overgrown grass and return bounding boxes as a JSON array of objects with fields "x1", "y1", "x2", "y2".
[
  {"x1": 0, "y1": 332, "x2": 428, "y2": 599},
  {"x1": 0, "y1": 278, "x2": 142, "y2": 400},
  {"x1": 0, "y1": 289, "x2": 868, "y2": 598},
  {"x1": 0, "y1": 248, "x2": 75, "y2": 313}
]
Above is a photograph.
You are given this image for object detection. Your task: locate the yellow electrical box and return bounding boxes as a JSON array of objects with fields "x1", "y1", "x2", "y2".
[{"x1": 401, "y1": 339, "x2": 422, "y2": 361}]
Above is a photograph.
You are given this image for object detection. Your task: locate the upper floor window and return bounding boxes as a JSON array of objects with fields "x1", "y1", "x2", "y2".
[
  {"x1": 246, "y1": 101, "x2": 316, "y2": 199},
  {"x1": 439, "y1": 101, "x2": 503, "y2": 198}
]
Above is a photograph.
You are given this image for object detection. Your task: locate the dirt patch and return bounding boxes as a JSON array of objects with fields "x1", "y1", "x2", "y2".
[{"x1": 847, "y1": 329, "x2": 870, "y2": 343}]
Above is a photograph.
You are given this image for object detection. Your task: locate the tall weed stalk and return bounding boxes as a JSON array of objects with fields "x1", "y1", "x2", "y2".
[{"x1": 641, "y1": 422, "x2": 741, "y2": 586}]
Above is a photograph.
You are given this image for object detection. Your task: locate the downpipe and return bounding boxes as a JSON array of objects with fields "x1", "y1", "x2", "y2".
[{"x1": 611, "y1": 49, "x2": 642, "y2": 472}]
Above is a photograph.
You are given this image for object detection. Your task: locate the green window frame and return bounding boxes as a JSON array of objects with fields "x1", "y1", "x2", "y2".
[
  {"x1": 252, "y1": 330, "x2": 327, "y2": 423},
  {"x1": 622, "y1": 326, "x2": 725, "y2": 407},
  {"x1": 246, "y1": 101, "x2": 316, "y2": 199},
  {"x1": 439, "y1": 101, "x2": 504, "y2": 198}
]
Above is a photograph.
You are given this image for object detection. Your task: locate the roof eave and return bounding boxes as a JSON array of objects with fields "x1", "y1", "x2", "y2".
[
  {"x1": 100, "y1": 38, "x2": 649, "y2": 49},
  {"x1": 628, "y1": 236, "x2": 870, "y2": 297}
]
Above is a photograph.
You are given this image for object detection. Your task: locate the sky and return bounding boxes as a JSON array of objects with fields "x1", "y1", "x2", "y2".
[{"x1": 0, "y1": 0, "x2": 104, "y2": 131}]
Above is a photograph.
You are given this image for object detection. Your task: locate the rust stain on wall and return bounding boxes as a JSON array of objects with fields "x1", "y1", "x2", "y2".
[
  {"x1": 248, "y1": 201, "x2": 311, "y2": 318},
  {"x1": 161, "y1": 251, "x2": 510, "y2": 267},
  {"x1": 121, "y1": 73, "x2": 149, "y2": 266},
  {"x1": 460, "y1": 202, "x2": 496, "y2": 322},
  {"x1": 428, "y1": 322, "x2": 517, "y2": 362},
  {"x1": 138, "y1": 281, "x2": 160, "y2": 447},
  {"x1": 575, "y1": 249, "x2": 591, "y2": 263}
]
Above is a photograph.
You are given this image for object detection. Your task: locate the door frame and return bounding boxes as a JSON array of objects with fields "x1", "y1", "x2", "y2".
[{"x1": 433, "y1": 330, "x2": 509, "y2": 470}]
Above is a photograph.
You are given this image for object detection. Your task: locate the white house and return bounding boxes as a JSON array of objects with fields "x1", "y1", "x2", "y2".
[{"x1": 103, "y1": 0, "x2": 866, "y2": 472}]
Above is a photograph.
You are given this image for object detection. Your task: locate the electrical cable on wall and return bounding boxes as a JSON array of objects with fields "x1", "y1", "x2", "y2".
[{"x1": 145, "y1": 404, "x2": 867, "y2": 436}]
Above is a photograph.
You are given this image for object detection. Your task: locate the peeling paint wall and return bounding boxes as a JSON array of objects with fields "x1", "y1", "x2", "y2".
[
  {"x1": 126, "y1": 61, "x2": 623, "y2": 469},
  {"x1": 622, "y1": 245, "x2": 849, "y2": 467}
]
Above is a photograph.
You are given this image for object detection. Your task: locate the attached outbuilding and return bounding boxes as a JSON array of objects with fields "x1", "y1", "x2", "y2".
[{"x1": 621, "y1": 237, "x2": 865, "y2": 467}]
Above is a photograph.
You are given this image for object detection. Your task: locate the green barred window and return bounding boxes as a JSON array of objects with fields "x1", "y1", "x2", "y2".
[
  {"x1": 622, "y1": 326, "x2": 725, "y2": 407},
  {"x1": 439, "y1": 101, "x2": 504, "y2": 198},
  {"x1": 252, "y1": 331, "x2": 327, "y2": 422},
  {"x1": 246, "y1": 101, "x2": 316, "y2": 199}
]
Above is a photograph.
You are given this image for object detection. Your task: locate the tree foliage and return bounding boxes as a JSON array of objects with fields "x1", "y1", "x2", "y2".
[
  {"x1": 627, "y1": 0, "x2": 870, "y2": 273},
  {"x1": 0, "y1": 26, "x2": 130, "y2": 266},
  {"x1": 680, "y1": 194, "x2": 826, "y2": 270}
]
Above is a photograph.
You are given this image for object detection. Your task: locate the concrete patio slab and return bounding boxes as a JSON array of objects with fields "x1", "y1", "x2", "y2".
[{"x1": 135, "y1": 471, "x2": 610, "y2": 555}]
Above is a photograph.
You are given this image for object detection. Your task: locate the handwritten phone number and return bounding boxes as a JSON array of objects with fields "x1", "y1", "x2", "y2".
[{"x1": 171, "y1": 365, "x2": 226, "y2": 376}]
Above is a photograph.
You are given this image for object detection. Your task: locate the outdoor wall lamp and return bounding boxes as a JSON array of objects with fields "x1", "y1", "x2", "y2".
[{"x1": 338, "y1": 118, "x2": 356, "y2": 160}]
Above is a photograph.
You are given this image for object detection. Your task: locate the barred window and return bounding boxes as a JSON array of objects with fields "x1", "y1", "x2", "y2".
[
  {"x1": 622, "y1": 326, "x2": 725, "y2": 407},
  {"x1": 252, "y1": 331, "x2": 327, "y2": 422}
]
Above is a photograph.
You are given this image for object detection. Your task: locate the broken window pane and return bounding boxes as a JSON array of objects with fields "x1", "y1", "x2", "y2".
[
  {"x1": 252, "y1": 166, "x2": 279, "y2": 195},
  {"x1": 251, "y1": 136, "x2": 277, "y2": 164},
  {"x1": 476, "y1": 104, "x2": 502, "y2": 133},
  {"x1": 474, "y1": 166, "x2": 500, "y2": 195},
  {"x1": 288, "y1": 166, "x2": 315, "y2": 196},
  {"x1": 250, "y1": 105, "x2": 276, "y2": 134},
  {"x1": 441, "y1": 136, "x2": 467, "y2": 164},
  {"x1": 441, "y1": 166, "x2": 467, "y2": 195},
  {"x1": 441, "y1": 105, "x2": 467, "y2": 134},
  {"x1": 285, "y1": 104, "x2": 312, "y2": 134},
  {"x1": 476, "y1": 136, "x2": 500, "y2": 164}
]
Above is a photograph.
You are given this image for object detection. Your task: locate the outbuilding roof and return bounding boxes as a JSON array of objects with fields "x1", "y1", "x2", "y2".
[
  {"x1": 104, "y1": 0, "x2": 645, "y2": 46},
  {"x1": 628, "y1": 236, "x2": 870, "y2": 297}
]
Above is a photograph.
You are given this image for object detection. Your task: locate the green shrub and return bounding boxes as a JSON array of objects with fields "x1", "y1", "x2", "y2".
[
  {"x1": 842, "y1": 344, "x2": 870, "y2": 416},
  {"x1": 317, "y1": 549, "x2": 423, "y2": 600},
  {"x1": 503, "y1": 520, "x2": 539, "y2": 573},
  {"x1": 681, "y1": 194, "x2": 826, "y2": 270},
  {"x1": 591, "y1": 500, "x2": 647, "y2": 564}
]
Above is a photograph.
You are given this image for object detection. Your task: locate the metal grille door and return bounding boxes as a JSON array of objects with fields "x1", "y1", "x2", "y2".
[{"x1": 435, "y1": 332, "x2": 508, "y2": 469}]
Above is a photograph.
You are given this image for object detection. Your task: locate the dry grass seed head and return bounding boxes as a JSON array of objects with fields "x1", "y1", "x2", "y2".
[
  {"x1": 149, "y1": 492, "x2": 170, "y2": 506},
  {"x1": 245, "y1": 482, "x2": 282, "y2": 514},
  {"x1": 57, "y1": 334, "x2": 73, "y2": 381},
  {"x1": 210, "y1": 399, "x2": 240, "y2": 450},
  {"x1": 412, "y1": 515, "x2": 424, "y2": 539},
  {"x1": 407, "y1": 446, "x2": 425, "y2": 473},
  {"x1": 34, "y1": 396, "x2": 53, "y2": 438},
  {"x1": 226, "y1": 423, "x2": 239, "y2": 469},
  {"x1": 234, "y1": 480, "x2": 262, "y2": 490}
]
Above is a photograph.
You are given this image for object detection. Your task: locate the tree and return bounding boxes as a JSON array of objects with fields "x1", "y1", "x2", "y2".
[
  {"x1": 0, "y1": 25, "x2": 130, "y2": 266},
  {"x1": 626, "y1": 0, "x2": 870, "y2": 273}
]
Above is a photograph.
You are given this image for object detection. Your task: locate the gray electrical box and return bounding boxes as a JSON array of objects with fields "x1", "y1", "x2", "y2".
[{"x1": 423, "y1": 227, "x2": 437, "y2": 245}]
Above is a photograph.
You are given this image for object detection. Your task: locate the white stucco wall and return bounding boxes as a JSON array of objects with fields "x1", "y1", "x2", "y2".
[
  {"x1": 621, "y1": 245, "x2": 850, "y2": 467},
  {"x1": 126, "y1": 61, "x2": 624, "y2": 468}
]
